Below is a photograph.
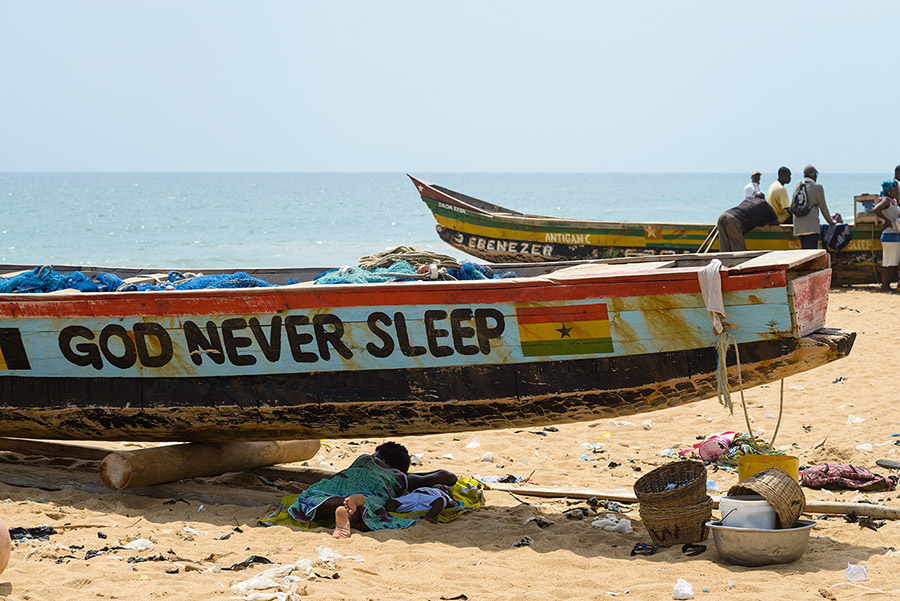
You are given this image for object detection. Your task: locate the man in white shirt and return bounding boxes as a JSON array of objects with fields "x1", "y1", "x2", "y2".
[{"x1": 743, "y1": 170, "x2": 765, "y2": 200}]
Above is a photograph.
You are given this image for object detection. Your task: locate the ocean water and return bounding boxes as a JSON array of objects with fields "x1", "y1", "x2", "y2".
[{"x1": 0, "y1": 172, "x2": 884, "y2": 269}]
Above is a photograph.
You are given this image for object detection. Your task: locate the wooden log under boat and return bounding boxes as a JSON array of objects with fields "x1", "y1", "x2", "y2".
[
  {"x1": 98, "y1": 440, "x2": 320, "y2": 490},
  {"x1": 409, "y1": 174, "x2": 882, "y2": 287}
]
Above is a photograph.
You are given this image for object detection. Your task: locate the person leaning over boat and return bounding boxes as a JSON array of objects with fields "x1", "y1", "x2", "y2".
[
  {"x1": 766, "y1": 166, "x2": 793, "y2": 224},
  {"x1": 792, "y1": 164, "x2": 835, "y2": 249},
  {"x1": 873, "y1": 179, "x2": 900, "y2": 292},
  {"x1": 743, "y1": 170, "x2": 765, "y2": 200},
  {"x1": 716, "y1": 196, "x2": 781, "y2": 252}
]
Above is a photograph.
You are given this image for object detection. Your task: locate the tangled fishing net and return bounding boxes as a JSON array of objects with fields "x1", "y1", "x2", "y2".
[
  {"x1": 0, "y1": 266, "x2": 290, "y2": 294},
  {"x1": 315, "y1": 246, "x2": 516, "y2": 285},
  {"x1": 0, "y1": 248, "x2": 514, "y2": 293}
]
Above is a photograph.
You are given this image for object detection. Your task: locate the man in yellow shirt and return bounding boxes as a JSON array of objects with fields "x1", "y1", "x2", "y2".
[{"x1": 767, "y1": 166, "x2": 793, "y2": 223}]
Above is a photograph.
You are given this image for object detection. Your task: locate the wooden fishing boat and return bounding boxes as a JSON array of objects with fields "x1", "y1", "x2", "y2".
[
  {"x1": 410, "y1": 175, "x2": 882, "y2": 286},
  {"x1": 0, "y1": 252, "x2": 853, "y2": 442}
]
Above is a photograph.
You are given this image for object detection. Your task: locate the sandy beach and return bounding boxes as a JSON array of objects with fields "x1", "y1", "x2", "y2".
[{"x1": 1, "y1": 286, "x2": 899, "y2": 600}]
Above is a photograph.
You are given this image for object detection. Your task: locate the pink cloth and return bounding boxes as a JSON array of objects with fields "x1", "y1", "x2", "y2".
[{"x1": 801, "y1": 464, "x2": 895, "y2": 491}]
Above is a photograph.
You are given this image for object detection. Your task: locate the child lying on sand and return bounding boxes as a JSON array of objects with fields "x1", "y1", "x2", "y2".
[
  {"x1": 275, "y1": 442, "x2": 456, "y2": 539},
  {"x1": 385, "y1": 483, "x2": 459, "y2": 523}
]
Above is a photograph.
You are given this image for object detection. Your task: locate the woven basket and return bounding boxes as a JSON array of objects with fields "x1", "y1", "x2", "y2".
[
  {"x1": 728, "y1": 468, "x2": 806, "y2": 529},
  {"x1": 639, "y1": 497, "x2": 713, "y2": 547},
  {"x1": 633, "y1": 461, "x2": 708, "y2": 508}
]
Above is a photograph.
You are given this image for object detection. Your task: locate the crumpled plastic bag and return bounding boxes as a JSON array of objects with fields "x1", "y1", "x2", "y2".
[
  {"x1": 846, "y1": 563, "x2": 868, "y2": 582},
  {"x1": 590, "y1": 514, "x2": 633, "y2": 534},
  {"x1": 673, "y1": 578, "x2": 693, "y2": 599}
]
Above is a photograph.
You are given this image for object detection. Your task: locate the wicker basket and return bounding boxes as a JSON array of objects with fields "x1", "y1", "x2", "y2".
[
  {"x1": 633, "y1": 461, "x2": 708, "y2": 508},
  {"x1": 728, "y1": 468, "x2": 806, "y2": 529},
  {"x1": 639, "y1": 497, "x2": 713, "y2": 547}
]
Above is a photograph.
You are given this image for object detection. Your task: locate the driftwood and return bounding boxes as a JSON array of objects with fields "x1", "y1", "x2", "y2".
[
  {"x1": 99, "y1": 440, "x2": 321, "y2": 490},
  {"x1": 488, "y1": 483, "x2": 900, "y2": 520}
]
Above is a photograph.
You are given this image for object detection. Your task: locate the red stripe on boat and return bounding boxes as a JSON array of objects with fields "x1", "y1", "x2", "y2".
[{"x1": 0, "y1": 271, "x2": 785, "y2": 319}]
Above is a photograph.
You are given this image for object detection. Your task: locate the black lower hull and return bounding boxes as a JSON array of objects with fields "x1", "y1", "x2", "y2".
[{"x1": 0, "y1": 329, "x2": 855, "y2": 442}]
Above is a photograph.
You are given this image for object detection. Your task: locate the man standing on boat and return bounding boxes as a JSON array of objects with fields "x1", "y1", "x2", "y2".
[
  {"x1": 792, "y1": 164, "x2": 835, "y2": 249},
  {"x1": 715, "y1": 195, "x2": 781, "y2": 252},
  {"x1": 743, "y1": 170, "x2": 766, "y2": 200},
  {"x1": 767, "y1": 167, "x2": 793, "y2": 224}
]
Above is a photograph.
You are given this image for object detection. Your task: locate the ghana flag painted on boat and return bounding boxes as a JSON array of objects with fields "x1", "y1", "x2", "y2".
[{"x1": 516, "y1": 303, "x2": 613, "y2": 356}]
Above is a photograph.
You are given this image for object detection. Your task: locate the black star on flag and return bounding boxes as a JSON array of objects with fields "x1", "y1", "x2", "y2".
[{"x1": 556, "y1": 323, "x2": 572, "y2": 338}]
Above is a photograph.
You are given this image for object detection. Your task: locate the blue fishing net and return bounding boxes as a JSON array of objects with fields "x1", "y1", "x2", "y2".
[
  {"x1": 0, "y1": 266, "x2": 122, "y2": 293},
  {"x1": 0, "y1": 266, "x2": 294, "y2": 294},
  {"x1": 121, "y1": 271, "x2": 290, "y2": 292},
  {"x1": 314, "y1": 260, "x2": 516, "y2": 285}
]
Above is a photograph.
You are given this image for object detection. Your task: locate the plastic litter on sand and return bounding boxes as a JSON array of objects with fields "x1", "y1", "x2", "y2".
[
  {"x1": 673, "y1": 578, "x2": 693, "y2": 600},
  {"x1": 590, "y1": 514, "x2": 633, "y2": 534},
  {"x1": 846, "y1": 563, "x2": 868, "y2": 582}
]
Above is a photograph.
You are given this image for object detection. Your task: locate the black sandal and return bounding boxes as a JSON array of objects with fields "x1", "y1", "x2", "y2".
[{"x1": 682, "y1": 543, "x2": 707, "y2": 556}]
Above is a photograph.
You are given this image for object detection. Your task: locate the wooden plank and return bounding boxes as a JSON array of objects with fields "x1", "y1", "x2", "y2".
[
  {"x1": 488, "y1": 483, "x2": 900, "y2": 519},
  {"x1": 0, "y1": 438, "x2": 112, "y2": 461},
  {"x1": 727, "y1": 250, "x2": 828, "y2": 273}
]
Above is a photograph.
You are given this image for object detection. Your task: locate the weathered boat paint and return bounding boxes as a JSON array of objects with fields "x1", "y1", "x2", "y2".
[
  {"x1": 410, "y1": 175, "x2": 882, "y2": 286},
  {"x1": 0, "y1": 252, "x2": 853, "y2": 441}
]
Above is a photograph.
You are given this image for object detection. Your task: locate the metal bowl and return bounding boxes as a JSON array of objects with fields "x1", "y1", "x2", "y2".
[{"x1": 706, "y1": 519, "x2": 816, "y2": 566}]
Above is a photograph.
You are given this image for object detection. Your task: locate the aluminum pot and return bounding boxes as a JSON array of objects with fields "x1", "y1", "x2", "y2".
[{"x1": 707, "y1": 519, "x2": 816, "y2": 566}]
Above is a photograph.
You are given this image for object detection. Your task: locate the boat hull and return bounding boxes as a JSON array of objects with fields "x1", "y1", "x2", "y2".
[
  {"x1": 411, "y1": 175, "x2": 881, "y2": 287},
  {"x1": 0, "y1": 328, "x2": 855, "y2": 442},
  {"x1": 0, "y1": 253, "x2": 852, "y2": 441}
]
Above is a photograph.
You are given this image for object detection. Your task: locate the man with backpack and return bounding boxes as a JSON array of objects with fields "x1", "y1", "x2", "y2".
[{"x1": 791, "y1": 164, "x2": 835, "y2": 249}]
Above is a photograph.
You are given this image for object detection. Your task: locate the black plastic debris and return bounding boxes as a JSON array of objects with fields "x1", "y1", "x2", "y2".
[
  {"x1": 563, "y1": 507, "x2": 590, "y2": 520},
  {"x1": 803, "y1": 425, "x2": 813, "y2": 432},
  {"x1": 8, "y1": 526, "x2": 57, "y2": 541},
  {"x1": 215, "y1": 532, "x2": 233, "y2": 541},
  {"x1": 497, "y1": 475, "x2": 521, "y2": 484},
  {"x1": 525, "y1": 516, "x2": 554, "y2": 529},
  {"x1": 528, "y1": 431, "x2": 548, "y2": 437},
  {"x1": 512, "y1": 536, "x2": 533, "y2": 548},
  {"x1": 311, "y1": 571, "x2": 340, "y2": 579},
  {"x1": 223, "y1": 555, "x2": 274, "y2": 571},
  {"x1": 162, "y1": 498, "x2": 190, "y2": 505},
  {"x1": 608, "y1": 461, "x2": 621, "y2": 469},
  {"x1": 85, "y1": 546, "x2": 112, "y2": 560},
  {"x1": 588, "y1": 498, "x2": 629, "y2": 514},
  {"x1": 97, "y1": 532, "x2": 108, "y2": 539},
  {"x1": 441, "y1": 595, "x2": 469, "y2": 600},
  {"x1": 127, "y1": 554, "x2": 168, "y2": 564},
  {"x1": 543, "y1": 427, "x2": 559, "y2": 433},
  {"x1": 55, "y1": 555, "x2": 78, "y2": 564}
]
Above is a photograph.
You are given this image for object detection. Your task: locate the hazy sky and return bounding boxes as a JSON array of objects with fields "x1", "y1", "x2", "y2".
[{"x1": 1, "y1": 1, "x2": 895, "y2": 172}]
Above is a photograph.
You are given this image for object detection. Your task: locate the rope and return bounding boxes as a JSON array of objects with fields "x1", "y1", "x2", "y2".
[
  {"x1": 358, "y1": 246, "x2": 462, "y2": 271},
  {"x1": 715, "y1": 331, "x2": 786, "y2": 453}
]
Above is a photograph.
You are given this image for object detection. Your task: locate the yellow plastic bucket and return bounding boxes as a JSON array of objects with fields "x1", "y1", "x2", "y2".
[{"x1": 737, "y1": 455, "x2": 800, "y2": 482}]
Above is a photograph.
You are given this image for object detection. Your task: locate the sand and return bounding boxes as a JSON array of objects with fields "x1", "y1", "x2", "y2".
[{"x1": 2, "y1": 286, "x2": 900, "y2": 600}]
